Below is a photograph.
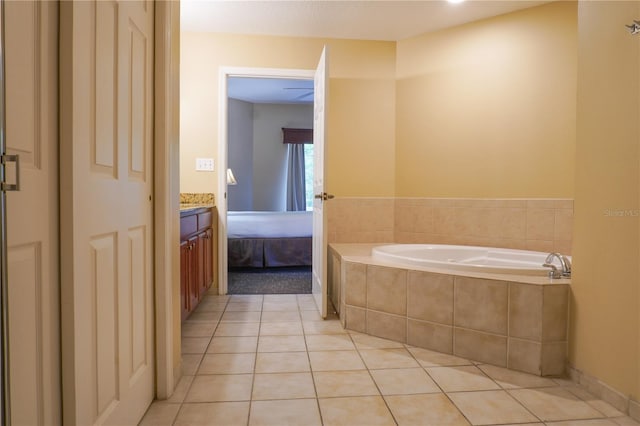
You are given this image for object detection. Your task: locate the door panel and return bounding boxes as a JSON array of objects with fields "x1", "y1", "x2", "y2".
[
  {"x1": 60, "y1": 1, "x2": 154, "y2": 424},
  {"x1": 5, "y1": 1, "x2": 60, "y2": 424},
  {"x1": 312, "y1": 47, "x2": 329, "y2": 317}
]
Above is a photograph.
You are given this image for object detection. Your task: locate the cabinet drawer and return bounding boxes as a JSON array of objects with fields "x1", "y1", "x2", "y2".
[
  {"x1": 180, "y1": 215, "x2": 197, "y2": 240},
  {"x1": 198, "y1": 211, "x2": 212, "y2": 231}
]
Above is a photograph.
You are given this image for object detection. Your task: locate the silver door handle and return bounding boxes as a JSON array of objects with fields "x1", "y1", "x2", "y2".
[
  {"x1": 314, "y1": 192, "x2": 334, "y2": 201},
  {"x1": 1, "y1": 155, "x2": 19, "y2": 192}
]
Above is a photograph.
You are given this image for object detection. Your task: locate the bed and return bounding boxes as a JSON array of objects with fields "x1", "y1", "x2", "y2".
[{"x1": 227, "y1": 211, "x2": 313, "y2": 268}]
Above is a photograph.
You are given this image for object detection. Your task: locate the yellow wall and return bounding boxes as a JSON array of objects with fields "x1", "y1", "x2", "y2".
[
  {"x1": 395, "y1": 2, "x2": 577, "y2": 198},
  {"x1": 572, "y1": 1, "x2": 639, "y2": 399},
  {"x1": 180, "y1": 34, "x2": 396, "y2": 197}
]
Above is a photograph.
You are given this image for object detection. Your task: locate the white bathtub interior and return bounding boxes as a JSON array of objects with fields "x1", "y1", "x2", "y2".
[{"x1": 372, "y1": 244, "x2": 571, "y2": 276}]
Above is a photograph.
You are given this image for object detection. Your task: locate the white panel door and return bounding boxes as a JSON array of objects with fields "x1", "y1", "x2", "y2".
[
  {"x1": 312, "y1": 47, "x2": 330, "y2": 317},
  {"x1": 5, "y1": 2, "x2": 60, "y2": 424},
  {"x1": 60, "y1": 1, "x2": 155, "y2": 424}
]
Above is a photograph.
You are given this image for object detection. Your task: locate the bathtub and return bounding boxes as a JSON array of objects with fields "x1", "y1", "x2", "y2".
[
  {"x1": 372, "y1": 244, "x2": 569, "y2": 277},
  {"x1": 328, "y1": 243, "x2": 571, "y2": 377}
]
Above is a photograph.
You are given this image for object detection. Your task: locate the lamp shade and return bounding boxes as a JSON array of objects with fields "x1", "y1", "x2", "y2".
[{"x1": 226, "y1": 168, "x2": 237, "y2": 185}]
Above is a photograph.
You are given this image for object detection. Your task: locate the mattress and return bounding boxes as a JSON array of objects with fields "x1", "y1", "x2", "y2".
[
  {"x1": 227, "y1": 211, "x2": 312, "y2": 239},
  {"x1": 227, "y1": 211, "x2": 313, "y2": 268}
]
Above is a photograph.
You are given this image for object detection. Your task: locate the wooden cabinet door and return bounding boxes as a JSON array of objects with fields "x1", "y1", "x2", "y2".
[
  {"x1": 187, "y1": 236, "x2": 199, "y2": 310},
  {"x1": 201, "y1": 229, "x2": 213, "y2": 292},
  {"x1": 180, "y1": 240, "x2": 191, "y2": 321}
]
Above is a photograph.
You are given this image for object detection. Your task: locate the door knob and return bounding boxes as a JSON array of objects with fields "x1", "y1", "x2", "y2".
[{"x1": 314, "y1": 192, "x2": 335, "y2": 201}]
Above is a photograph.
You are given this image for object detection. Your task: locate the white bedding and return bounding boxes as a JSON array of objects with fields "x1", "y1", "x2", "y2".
[{"x1": 227, "y1": 211, "x2": 312, "y2": 239}]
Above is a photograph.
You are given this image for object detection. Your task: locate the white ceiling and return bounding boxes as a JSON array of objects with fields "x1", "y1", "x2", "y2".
[
  {"x1": 181, "y1": 0, "x2": 551, "y2": 42},
  {"x1": 228, "y1": 77, "x2": 315, "y2": 104},
  {"x1": 185, "y1": 0, "x2": 551, "y2": 103}
]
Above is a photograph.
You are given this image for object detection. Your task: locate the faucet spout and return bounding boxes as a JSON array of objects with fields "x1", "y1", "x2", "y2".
[{"x1": 543, "y1": 252, "x2": 571, "y2": 278}]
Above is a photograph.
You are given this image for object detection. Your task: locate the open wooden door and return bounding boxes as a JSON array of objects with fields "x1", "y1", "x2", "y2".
[
  {"x1": 4, "y1": 1, "x2": 61, "y2": 424},
  {"x1": 312, "y1": 47, "x2": 331, "y2": 317},
  {"x1": 60, "y1": 1, "x2": 155, "y2": 424}
]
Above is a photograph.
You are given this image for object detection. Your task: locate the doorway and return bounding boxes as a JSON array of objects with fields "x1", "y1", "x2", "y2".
[
  {"x1": 226, "y1": 77, "x2": 315, "y2": 295},
  {"x1": 218, "y1": 68, "x2": 314, "y2": 294}
]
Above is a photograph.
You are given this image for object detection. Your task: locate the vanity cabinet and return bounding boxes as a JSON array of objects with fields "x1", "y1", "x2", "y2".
[{"x1": 180, "y1": 207, "x2": 218, "y2": 320}]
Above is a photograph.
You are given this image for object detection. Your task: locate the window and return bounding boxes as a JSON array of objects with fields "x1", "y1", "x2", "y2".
[{"x1": 304, "y1": 144, "x2": 314, "y2": 211}]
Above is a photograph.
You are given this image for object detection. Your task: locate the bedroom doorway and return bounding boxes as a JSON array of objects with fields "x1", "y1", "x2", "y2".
[{"x1": 217, "y1": 67, "x2": 317, "y2": 298}]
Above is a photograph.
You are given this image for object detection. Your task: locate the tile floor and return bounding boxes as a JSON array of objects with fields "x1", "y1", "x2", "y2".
[{"x1": 141, "y1": 291, "x2": 639, "y2": 426}]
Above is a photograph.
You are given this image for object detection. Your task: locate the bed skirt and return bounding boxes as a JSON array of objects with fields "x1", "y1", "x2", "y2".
[{"x1": 228, "y1": 237, "x2": 312, "y2": 268}]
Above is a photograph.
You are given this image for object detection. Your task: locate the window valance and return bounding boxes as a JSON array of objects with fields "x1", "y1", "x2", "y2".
[{"x1": 282, "y1": 128, "x2": 313, "y2": 144}]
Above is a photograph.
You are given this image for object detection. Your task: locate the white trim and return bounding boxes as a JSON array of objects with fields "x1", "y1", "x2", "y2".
[
  {"x1": 153, "y1": 1, "x2": 180, "y2": 399},
  {"x1": 217, "y1": 67, "x2": 315, "y2": 295}
]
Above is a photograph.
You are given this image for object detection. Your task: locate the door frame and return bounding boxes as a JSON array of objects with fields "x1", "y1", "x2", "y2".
[
  {"x1": 153, "y1": 1, "x2": 181, "y2": 399},
  {"x1": 216, "y1": 67, "x2": 315, "y2": 295}
]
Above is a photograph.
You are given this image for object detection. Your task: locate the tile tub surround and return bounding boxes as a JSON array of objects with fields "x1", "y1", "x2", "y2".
[
  {"x1": 326, "y1": 197, "x2": 573, "y2": 255},
  {"x1": 330, "y1": 243, "x2": 570, "y2": 377}
]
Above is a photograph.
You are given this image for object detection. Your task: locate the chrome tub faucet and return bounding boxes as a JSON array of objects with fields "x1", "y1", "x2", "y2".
[{"x1": 543, "y1": 252, "x2": 572, "y2": 279}]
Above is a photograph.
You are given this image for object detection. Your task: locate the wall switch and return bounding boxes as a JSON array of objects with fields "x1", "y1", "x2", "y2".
[{"x1": 195, "y1": 158, "x2": 214, "y2": 171}]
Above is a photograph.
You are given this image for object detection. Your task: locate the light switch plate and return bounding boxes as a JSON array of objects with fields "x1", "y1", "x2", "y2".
[{"x1": 195, "y1": 158, "x2": 214, "y2": 171}]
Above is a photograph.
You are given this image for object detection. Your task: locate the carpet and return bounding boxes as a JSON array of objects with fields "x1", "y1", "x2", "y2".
[{"x1": 228, "y1": 266, "x2": 312, "y2": 294}]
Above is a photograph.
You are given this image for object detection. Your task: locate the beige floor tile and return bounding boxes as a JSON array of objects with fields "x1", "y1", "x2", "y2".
[
  {"x1": 214, "y1": 322, "x2": 260, "y2": 337},
  {"x1": 477, "y1": 364, "x2": 557, "y2": 389},
  {"x1": 544, "y1": 420, "x2": 617, "y2": 426},
  {"x1": 174, "y1": 401, "x2": 250, "y2": 426},
  {"x1": 225, "y1": 301, "x2": 263, "y2": 312},
  {"x1": 306, "y1": 334, "x2": 356, "y2": 351},
  {"x1": 181, "y1": 337, "x2": 211, "y2": 354},
  {"x1": 139, "y1": 401, "x2": 181, "y2": 425},
  {"x1": 262, "y1": 302, "x2": 300, "y2": 311},
  {"x1": 298, "y1": 301, "x2": 320, "y2": 311},
  {"x1": 501, "y1": 424, "x2": 544, "y2": 426},
  {"x1": 258, "y1": 335, "x2": 307, "y2": 352},
  {"x1": 407, "y1": 346, "x2": 472, "y2": 367},
  {"x1": 261, "y1": 310, "x2": 301, "y2": 322},
  {"x1": 314, "y1": 370, "x2": 379, "y2": 397},
  {"x1": 260, "y1": 321, "x2": 304, "y2": 336},
  {"x1": 426, "y1": 366, "x2": 500, "y2": 392},
  {"x1": 252, "y1": 372, "x2": 316, "y2": 400},
  {"x1": 449, "y1": 390, "x2": 540, "y2": 425},
  {"x1": 181, "y1": 354, "x2": 203, "y2": 375},
  {"x1": 509, "y1": 388, "x2": 606, "y2": 422},
  {"x1": 264, "y1": 294, "x2": 298, "y2": 303},
  {"x1": 207, "y1": 336, "x2": 258, "y2": 354},
  {"x1": 221, "y1": 310, "x2": 262, "y2": 322},
  {"x1": 554, "y1": 377, "x2": 576, "y2": 387},
  {"x1": 255, "y1": 352, "x2": 311, "y2": 373},
  {"x1": 230, "y1": 294, "x2": 264, "y2": 303},
  {"x1": 249, "y1": 399, "x2": 322, "y2": 426},
  {"x1": 308, "y1": 350, "x2": 366, "y2": 371},
  {"x1": 181, "y1": 322, "x2": 218, "y2": 338},
  {"x1": 612, "y1": 417, "x2": 640, "y2": 425},
  {"x1": 297, "y1": 294, "x2": 316, "y2": 302},
  {"x1": 359, "y1": 348, "x2": 420, "y2": 369},
  {"x1": 385, "y1": 393, "x2": 470, "y2": 426},
  {"x1": 167, "y1": 375, "x2": 194, "y2": 403},
  {"x1": 198, "y1": 353, "x2": 256, "y2": 375},
  {"x1": 185, "y1": 374, "x2": 253, "y2": 402},
  {"x1": 193, "y1": 299, "x2": 228, "y2": 312},
  {"x1": 301, "y1": 310, "x2": 323, "y2": 321},
  {"x1": 186, "y1": 311, "x2": 223, "y2": 322},
  {"x1": 318, "y1": 396, "x2": 396, "y2": 426},
  {"x1": 370, "y1": 367, "x2": 441, "y2": 395},
  {"x1": 350, "y1": 332, "x2": 405, "y2": 350},
  {"x1": 565, "y1": 386, "x2": 626, "y2": 418},
  {"x1": 303, "y1": 320, "x2": 347, "y2": 335}
]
